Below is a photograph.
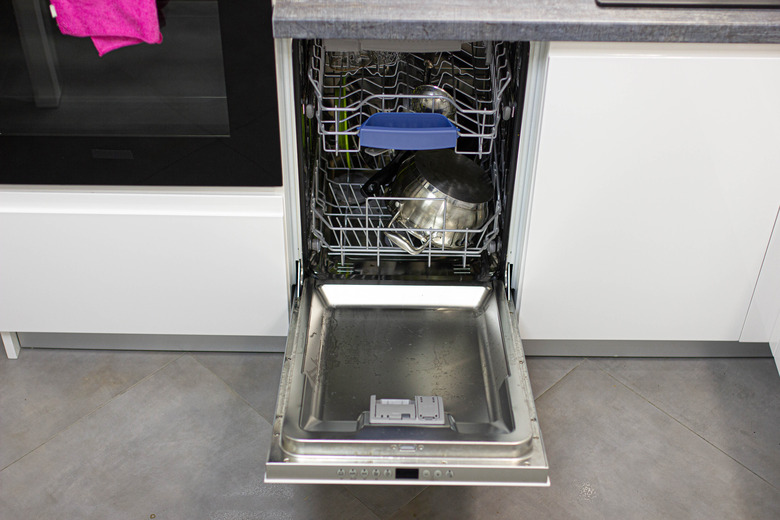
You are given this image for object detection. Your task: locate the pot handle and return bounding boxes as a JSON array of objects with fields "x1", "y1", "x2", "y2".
[
  {"x1": 361, "y1": 150, "x2": 411, "y2": 197},
  {"x1": 384, "y1": 231, "x2": 431, "y2": 255}
]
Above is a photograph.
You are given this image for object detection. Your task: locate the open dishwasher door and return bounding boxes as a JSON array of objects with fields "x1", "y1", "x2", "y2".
[{"x1": 266, "y1": 279, "x2": 548, "y2": 486}]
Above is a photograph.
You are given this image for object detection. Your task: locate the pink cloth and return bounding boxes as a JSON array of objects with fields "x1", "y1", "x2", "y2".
[{"x1": 50, "y1": 0, "x2": 162, "y2": 56}]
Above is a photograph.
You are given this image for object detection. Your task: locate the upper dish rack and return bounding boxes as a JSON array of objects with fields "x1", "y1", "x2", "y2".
[
  {"x1": 310, "y1": 150, "x2": 502, "y2": 268},
  {"x1": 307, "y1": 41, "x2": 512, "y2": 157}
]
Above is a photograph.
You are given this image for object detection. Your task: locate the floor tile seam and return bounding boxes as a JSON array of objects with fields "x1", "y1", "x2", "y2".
[
  {"x1": 345, "y1": 486, "x2": 430, "y2": 520},
  {"x1": 532, "y1": 358, "x2": 587, "y2": 401},
  {"x1": 593, "y1": 362, "x2": 780, "y2": 492},
  {"x1": 189, "y1": 355, "x2": 274, "y2": 425},
  {"x1": 333, "y1": 490, "x2": 385, "y2": 520},
  {"x1": 360, "y1": 507, "x2": 384, "y2": 520},
  {"x1": 345, "y1": 500, "x2": 393, "y2": 520},
  {"x1": 0, "y1": 353, "x2": 186, "y2": 473}
]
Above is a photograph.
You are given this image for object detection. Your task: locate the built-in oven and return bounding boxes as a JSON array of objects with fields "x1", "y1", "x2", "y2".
[
  {"x1": 1, "y1": 0, "x2": 280, "y2": 187},
  {"x1": 266, "y1": 38, "x2": 549, "y2": 486}
]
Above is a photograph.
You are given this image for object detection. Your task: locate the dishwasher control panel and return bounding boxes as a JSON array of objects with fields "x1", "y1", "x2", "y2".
[{"x1": 335, "y1": 467, "x2": 456, "y2": 481}]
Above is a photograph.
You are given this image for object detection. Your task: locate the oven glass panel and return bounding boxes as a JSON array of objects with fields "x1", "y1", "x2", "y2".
[{"x1": 0, "y1": 0, "x2": 281, "y2": 186}]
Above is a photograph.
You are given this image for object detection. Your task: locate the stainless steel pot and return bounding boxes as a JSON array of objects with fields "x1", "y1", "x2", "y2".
[
  {"x1": 410, "y1": 58, "x2": 457, "y2": 120},
  {"x1": 411, "y1": 85, "x2": 456, "y2": 119},
  {"x1": 385, "y1": 149, "x2": 493, "y2": 254}
]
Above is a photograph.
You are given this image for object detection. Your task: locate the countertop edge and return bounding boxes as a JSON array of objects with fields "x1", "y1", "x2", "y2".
[
  {"x1": 271, "y1": 2, "x2": 780, "y2": 44},
  {"x1": 273, "y1": 19, "x2": 780, "y2": 43}
]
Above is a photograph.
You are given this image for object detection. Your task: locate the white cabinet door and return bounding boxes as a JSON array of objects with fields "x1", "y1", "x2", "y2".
[
  {"x1": 747, "y1": 212, "x2": 780, "y2": 373},
  {"x1": 0, "y1": 187, "x2": 289, "y2": 337},
  {"x1": 518, "y1": 43, "x2": 780, "y2": 341},
  {"x1": 741, "y1": 208, "x2": 780, "y2": 344}
]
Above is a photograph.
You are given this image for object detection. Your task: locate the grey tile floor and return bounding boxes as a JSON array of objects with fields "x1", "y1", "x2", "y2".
[{"x1": 1, "y1": 349, "x2": 778, "y2": 519}]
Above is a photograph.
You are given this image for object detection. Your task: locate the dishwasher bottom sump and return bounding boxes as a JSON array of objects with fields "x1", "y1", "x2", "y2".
[{"x1": 266, "y1": 281, "x2": 548, "y2": 486}]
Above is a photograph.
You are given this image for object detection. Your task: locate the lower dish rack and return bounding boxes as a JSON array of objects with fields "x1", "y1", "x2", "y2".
[{"x1": 310, "y1": 151, "x2": 502, "y2": 267}]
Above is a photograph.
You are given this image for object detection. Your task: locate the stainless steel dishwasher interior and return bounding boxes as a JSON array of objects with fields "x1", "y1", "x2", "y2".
[{"x1": 267, "y1": 280, "x2": 548, "y2": 485}]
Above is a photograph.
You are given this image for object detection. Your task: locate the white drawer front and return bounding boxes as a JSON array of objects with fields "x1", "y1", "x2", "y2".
[{"x1": 0, "y1": 188, "x2": 288, "y2": 337}]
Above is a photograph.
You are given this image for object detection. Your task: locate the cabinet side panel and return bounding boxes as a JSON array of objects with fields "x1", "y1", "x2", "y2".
[
  {"x1": 771, "y1": 317, "x2": 780, "y2": 375},
  {"x1": 741, "y1": 207, "x2": 780, "y2": 343}
]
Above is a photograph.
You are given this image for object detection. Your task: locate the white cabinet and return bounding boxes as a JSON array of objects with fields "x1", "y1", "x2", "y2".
[
  {"x1": 0, "y1": 187, "x2": 289, "y2": 339},
  {"x1": 741, "y1": 207, "x2": 780, "y2": 373},
  {"x1": 741, "y1": 208, "x2": 780, "y2": 344},
  {"x1": 517, "y1": 43, "x2": 780, "y2": 342}
]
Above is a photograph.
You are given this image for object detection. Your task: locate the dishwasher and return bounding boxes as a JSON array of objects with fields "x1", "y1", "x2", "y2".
[{"x1": 266, "y1": 38, "x2": 549, "y2": 486}]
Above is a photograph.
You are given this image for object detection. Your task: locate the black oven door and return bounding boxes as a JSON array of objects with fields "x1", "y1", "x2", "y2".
[{"x1": 0, "y1": 0, "x2": 280, "y2": 186}]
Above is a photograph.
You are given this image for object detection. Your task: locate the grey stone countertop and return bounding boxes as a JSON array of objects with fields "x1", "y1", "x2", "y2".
[{"x1": 272, "y1": 0, "x2": 780, "y2": 43}]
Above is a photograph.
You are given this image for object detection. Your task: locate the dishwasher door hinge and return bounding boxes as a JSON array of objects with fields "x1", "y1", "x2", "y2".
[
  {"x1": 293, "y1": 260, "x2": 304, "y2": 302},
  {"x1": 505, "y1": 262, "x2": 513, "y2": 304}
]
